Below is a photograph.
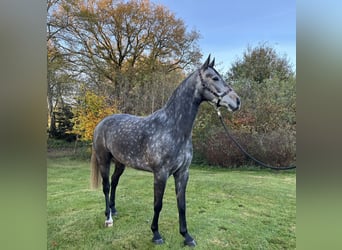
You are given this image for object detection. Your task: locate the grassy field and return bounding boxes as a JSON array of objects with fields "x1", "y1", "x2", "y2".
[{"x1": 47, "y1": 157, "x2": 296, "y2": 249}]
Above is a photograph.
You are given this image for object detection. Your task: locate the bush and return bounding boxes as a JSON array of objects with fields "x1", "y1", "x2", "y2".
[
  {"x1": 72, "y1": 88, "x2": 119, "y2": 141},
  {"x1": 47, "y1": 138, "x2": 92, "y2": 160},
  {"x1": 194, "y1": 127, "x2": 296, "y2": 168}
]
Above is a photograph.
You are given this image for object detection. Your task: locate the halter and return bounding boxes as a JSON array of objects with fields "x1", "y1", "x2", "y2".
[{"x1": 198, "y1": 69, "x2": 232, "y2": 108}]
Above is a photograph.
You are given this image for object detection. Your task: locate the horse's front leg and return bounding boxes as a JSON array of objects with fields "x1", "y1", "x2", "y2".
[
  {"x1": 151, "y1": 172, "x2": 167, "y2": 244},
  {"x1": 174, "y1": 169, "x2": 196, "y2": 246}
]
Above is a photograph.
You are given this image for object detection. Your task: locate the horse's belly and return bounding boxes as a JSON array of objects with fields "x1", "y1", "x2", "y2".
[{"x1": 109, "y1": 140, "x2": 153, "y2": 172}]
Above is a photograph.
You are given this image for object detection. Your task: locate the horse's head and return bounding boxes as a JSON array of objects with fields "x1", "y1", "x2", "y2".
[{"x1": 198, "y1": 55, "x2": 241, "y2": 112}]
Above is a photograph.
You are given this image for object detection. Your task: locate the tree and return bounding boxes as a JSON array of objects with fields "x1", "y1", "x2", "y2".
[
  {"x1": 47, "y1": 0, "x2": 80, "y2": 139},
  {"x1": 49, "y1": 0, "x2": 201, "y2": 114},
  {"x1": 226, "y1": 43, "x2": 294, "y2": 84},
  {"x1": 47, "y1": 40, "x2": 78, "y2": 139},
  {"x1": 51, "y1": 100, "x2": 76, "y2": 141},
  {"x1": 224, "y1": 44, "x2": 296, "y2": 133},
  {"x1": 72, "y1": 88, "x2": 119, "y2": 141}
]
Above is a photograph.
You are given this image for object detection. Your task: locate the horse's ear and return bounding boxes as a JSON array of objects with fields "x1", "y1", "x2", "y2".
[
  {"x1": 201, "y1": 54, "x2": 211, "y2": 69},
  {"x1": 209, "y1": 58, "x2": 215, "y2": 68}
]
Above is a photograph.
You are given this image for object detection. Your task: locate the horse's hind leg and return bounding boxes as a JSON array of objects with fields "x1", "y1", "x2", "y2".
[
  {"x1": 98, "y1": 153, "x2": 113, "y2": 227},
  {"x1": 109, "y1": 162, "x2": 125, "y2": 216}
]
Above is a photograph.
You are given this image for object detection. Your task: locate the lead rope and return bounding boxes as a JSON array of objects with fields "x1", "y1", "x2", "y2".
[{"x1": 216, "y1": 109, "x2": 296, "y2": 170}]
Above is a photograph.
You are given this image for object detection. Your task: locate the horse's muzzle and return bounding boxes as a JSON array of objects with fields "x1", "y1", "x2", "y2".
[
  {"x1": 226, "y1": 95, "x2": 241, "y2": 112},
  {"x1": 229, "y1": 103, "x2": 239, "y2": 112},
  {"x1": 235, "y1": 97, "x2": 241, "y2": 110}
]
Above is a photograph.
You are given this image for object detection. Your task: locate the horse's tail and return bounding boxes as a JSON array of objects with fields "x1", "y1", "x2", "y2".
[{"x1": 90, "y1": 147, "x2": 101, "y2": 189}]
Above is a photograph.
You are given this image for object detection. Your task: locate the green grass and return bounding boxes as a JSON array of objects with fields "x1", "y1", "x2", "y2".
[{"x1": 47, "y1": 157, "x2": 296, "y2": 249}]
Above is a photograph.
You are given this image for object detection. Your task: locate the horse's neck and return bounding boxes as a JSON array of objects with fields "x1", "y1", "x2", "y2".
[{"x1": 161, "y1": 73, "x2": 201, "y2": 137}]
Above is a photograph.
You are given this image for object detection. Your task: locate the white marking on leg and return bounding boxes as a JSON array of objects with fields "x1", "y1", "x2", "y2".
[{"x1": 105, "y1": 211, "x2": 113, "y2": 227}]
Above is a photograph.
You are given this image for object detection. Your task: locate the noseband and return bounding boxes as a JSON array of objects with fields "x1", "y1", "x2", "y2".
[{"x1": 198, "y1": 69, "x2": 232, "y2": 108}]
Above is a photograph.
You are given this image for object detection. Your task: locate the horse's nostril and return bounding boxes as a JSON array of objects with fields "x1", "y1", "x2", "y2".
[{"x1": 236, "y1": 97, "x2": 240, "y2": 106}]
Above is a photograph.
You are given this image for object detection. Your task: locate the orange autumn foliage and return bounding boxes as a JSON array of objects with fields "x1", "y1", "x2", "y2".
[{"x1": 72, "y1": 90, "x2": 119, "y2": 141}]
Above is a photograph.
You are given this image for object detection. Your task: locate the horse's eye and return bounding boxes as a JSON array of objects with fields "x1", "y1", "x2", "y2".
[{"x1": 212, "y1": 76, "x2": 219, "y2": 81}]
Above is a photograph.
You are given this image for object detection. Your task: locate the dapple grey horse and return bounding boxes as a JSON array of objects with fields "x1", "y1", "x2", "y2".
[{"x1": 91, "y1": 55, "x2": 241, "y2": 246}]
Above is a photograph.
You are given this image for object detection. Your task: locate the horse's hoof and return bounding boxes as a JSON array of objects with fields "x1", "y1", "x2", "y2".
[
  {"x1": 184, "y1": 239, "x2": 196, "y2": 247},
  {"x1": 105, "y1": 221, "x2": 113, "y2": 227},
  {"x1": 152, "y1": 237, "x2": 164, "y2": 245},
  {"x1": 104, "y1": 218, "x2": 113, "y2": 227}
]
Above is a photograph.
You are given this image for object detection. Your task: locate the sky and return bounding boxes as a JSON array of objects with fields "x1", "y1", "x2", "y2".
[{"x1": 153, "y1": 0, "x2": 296, "y2": 73}]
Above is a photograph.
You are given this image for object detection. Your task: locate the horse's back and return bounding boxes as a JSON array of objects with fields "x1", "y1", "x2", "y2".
[
  {"x1": 95, "y1": 113, "x2": 140, "y2": 135},
  {"x1": 93, "y1": 113, "x2": 152, "y2": 168}
]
